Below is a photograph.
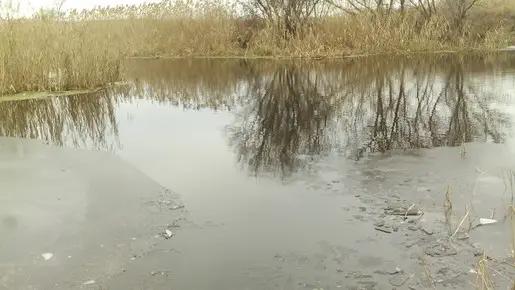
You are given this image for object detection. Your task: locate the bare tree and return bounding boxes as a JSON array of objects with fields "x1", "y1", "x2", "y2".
[
  {"x1": 240, "y1": 0, "x2": 325, "y2": 38},
  {"x1": 408, "y1": 0, "x2": 437, "y2": 20},
  {"x1": 408, "y1": 0, "x2": 481, "y2": 33},
  {"x1": 53, "y1": 0, "x2": 67, "y2": 16},
  {"x1": 323, "y1": 0, "x2": 408, "y2": 14},
  {"x1": 321, "y1": 0, "x2": 357, "y2": 14},
  {"x1": 0, "y1": 0, "x2": 21, "y2": 20},
  {"x1": 443, "y1": 0, "x2": 482, "y2": 34}
]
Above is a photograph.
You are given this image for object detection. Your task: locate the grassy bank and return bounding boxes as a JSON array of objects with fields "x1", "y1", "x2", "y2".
[{"x1": 0, "y1": 0, "x2": 514, "y2": 95}]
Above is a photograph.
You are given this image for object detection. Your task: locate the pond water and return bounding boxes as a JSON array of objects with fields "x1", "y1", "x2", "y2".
[{"x1": 1, "y1": 53, "x2": 515, "y2": 289}]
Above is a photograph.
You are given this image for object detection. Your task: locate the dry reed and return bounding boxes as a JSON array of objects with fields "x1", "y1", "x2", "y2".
[
  {"x1": 0, "y1": 0, "x2": 514, "y2": 95},
  {"x1": 503, "y1": 170, "x2": 515, "y2": 260},
  {"x1": 474, "y1": 252, "x2": 495, "y2": 290}
]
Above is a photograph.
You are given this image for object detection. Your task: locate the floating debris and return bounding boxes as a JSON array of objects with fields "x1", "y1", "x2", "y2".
[
  {"x1": 473, "y1": 248, "x2": 483, "y2": 257},
  {"x1": 375, "y1": 227, "x2": 392, "y2": 234},
  {"x1": 374, "y1": 220, "x2": 385, "y2": 227},
  {"x1": 168, "y1": 220, "x2": 181, "y2": 229},
  {"x1": 41, "y1": 253, "x2": 53, "y2": 260},
  {"x1": 479, "y1": 218, "x2": 497, "y2": 225},
  {"x1": 169, "y1": 204, "x2": 185, "y2": 210},
  {"x1": 456, "y1": 233, "x2": 470, "y2": 240},
  {"x1": 404, "y1": 238, "x2": 419, "y2": 248},
  {"x1": 150, "y1": 271, "x2": 169, "y2": 277},
  {"x1": 385, "y1": 204, "x2": 423, "y2": 216},
  {"x1": 389, "y1": 273, "x2": 413, "y2": 287},
  {"x1": 159, "y1": 200, "x2": 185, "y2": 211},
  {"x1": 374, "y1": 267, "x2": 402, "y2": 275},
  {"x1": 408, "y1": 225, "x2": 418, "y2": 231},
  {"x1": 162, "y1": 229, "x2": 174, "y2": 239},
  {"x1": 420, "y1": 225, "x2": 434, "y2": 235},
  {"x1": 83, "y1": 280, "x2": 95, "y2": 285},
  {"x1": 424, "y1": 242, "x2": 458, "y2": 257}
]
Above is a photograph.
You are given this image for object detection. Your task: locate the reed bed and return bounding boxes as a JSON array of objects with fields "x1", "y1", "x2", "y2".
[{"x1": 0, "y1": 0, "x2": 514, "y2": 95}]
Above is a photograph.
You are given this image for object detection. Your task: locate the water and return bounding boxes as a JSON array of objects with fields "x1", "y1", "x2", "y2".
[{"x1": 1, "y1": 53, "x2": 515, "y2": 289}]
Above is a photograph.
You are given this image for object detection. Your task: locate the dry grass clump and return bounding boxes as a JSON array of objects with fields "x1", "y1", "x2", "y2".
[
  {"x1": 0, "y1": 0, "x2": 513, "y2": 95},
  {"x1": 0, "y1": 1, "x2": 236, "y2": 95},
  {"x1": 256, "y1": 12, "x2": 454, "y2": 57},
  {"x1": 470, "y1": 0, "x2": 515, "y2": 37},
  {"x1": 474, "y1": 252, "x2": 495, "y2": 290},
  {"x1": 443, "y1": 168, "x2": 515, "y2": 289},
  {"x1": 240, "y1": 0, "x2": 514, "y2": 57},
  {"x1": 470, "y1": 168, "x2": 515, "y2": 290},
  {"x1": 0, "y1": 16, "x2": 122, "y2": 94}
]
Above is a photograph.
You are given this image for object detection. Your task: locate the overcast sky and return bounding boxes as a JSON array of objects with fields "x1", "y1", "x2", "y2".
[{"x1": 15, "y1": 0, "x2": 161, "y2": 15}]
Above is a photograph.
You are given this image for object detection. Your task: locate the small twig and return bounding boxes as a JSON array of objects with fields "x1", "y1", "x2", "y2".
[
  {"x1": 486, "y1": 262, "x2": 514, "y2": 281},
  {"x1": 394, "y1": 273, "x2": 415, "y2": 287},
  {"x1": 476, "y1": 252, "x2": 495, "y2": 290},
  {"x1": 375, "y1": 227, "x2": 392, "y2": 234},
  {"x1": 468, "y1": 214, "x2": 477, "y2": 231},
  {"x1": 404, "y1": 203, "x2": 416, "y2": 220},
  {"x1": 419, "y1": 254, "x2": 436, "y2": 289},
  {"x1": 468, "y1": 223, "x2": 482, "y2": 231},
  {"x1": 444, "y1": 185, "x2": 453, "y2": 211},
  {"x1": 460, "y1": 136, "x2": 466, "y2": 158},
  {"x1": 415, "y1": 211, "x2": 425, "y2": 223},
  {"x1": 450, "y1": 205, "x2": 470, "y2": 240}
]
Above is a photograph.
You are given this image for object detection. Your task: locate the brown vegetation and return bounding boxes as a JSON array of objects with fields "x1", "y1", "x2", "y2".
[{"x1": 0, "y1": 0, "x2": 514, "y2": 95}]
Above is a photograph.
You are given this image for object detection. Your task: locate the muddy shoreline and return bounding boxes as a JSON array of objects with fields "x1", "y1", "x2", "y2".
[
  {"x1": 0, "y1": 137, "x2": 186, "y2": 290},
  {"x1": 1, "y1": 137, "x2": 514, "y2": 289}
]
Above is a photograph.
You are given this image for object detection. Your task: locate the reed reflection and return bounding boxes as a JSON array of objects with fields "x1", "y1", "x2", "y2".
[
  {"x1": 0, "y1": 88, "x2": 127, "y2": 151},
  {"x1": 0, "y1": 53, "x2": 511, "y2": 179}
]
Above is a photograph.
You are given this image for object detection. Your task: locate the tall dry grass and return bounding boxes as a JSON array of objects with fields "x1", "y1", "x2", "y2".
[
  {"x1": 0, "y1": 1, "x2": 236, "y2": 95},
  {"x1": 0, "y1": 0, "x2": 514, "y2": 95}
]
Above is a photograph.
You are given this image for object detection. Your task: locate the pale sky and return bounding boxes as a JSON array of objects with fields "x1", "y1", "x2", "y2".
[{"x1": 16, "y1": 0, "x2": 161, "y2": 15}]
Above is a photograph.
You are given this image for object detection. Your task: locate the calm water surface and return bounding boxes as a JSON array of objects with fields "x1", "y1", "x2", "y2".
[{"x1": 2, "y1": 53, "x2": 515, "y2": 289}]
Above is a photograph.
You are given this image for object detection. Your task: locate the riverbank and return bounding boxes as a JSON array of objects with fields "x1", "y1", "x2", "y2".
[
  {"x1": 1, "y1": 0, "x2": 515, "y2": 95},
  {"x1": 127, "y1": 47, "x2": 515, "y2": 61},
  {"x1": 3, "y1": 50, "x2": 515, "y2": 104}
]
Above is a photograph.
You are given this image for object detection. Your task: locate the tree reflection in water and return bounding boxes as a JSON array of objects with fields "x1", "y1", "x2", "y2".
[
  {"x1": 227, "y1": 54, "x2": 513, "y2": 177},
  {"x1": 0, "y1": 54, "x2": 512, "y2": 178},
  {"x1": 228, "y1": 64, "x2": 340, "y2": 178}
]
